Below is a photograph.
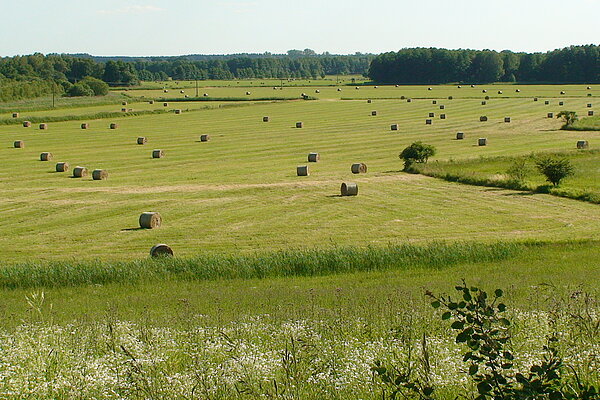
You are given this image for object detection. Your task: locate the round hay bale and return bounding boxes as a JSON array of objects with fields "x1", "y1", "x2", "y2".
[
  {"x1": 471, "y1": 84, "x2": 475, "y2": 88},
  {"x1": 482, "y1": 89, "x2": 487, "y2": 93},
  {"x1": 395, "y1": 84, "x2": 399, "y2": 87},
  {"x1": 140, "y1": 212, "x2": 161, "y2": 229},
  {"x1": 577, "y1": 140, "x2": 589, "y2": 149},
  {"x1": 81, "y1": 123, "x2": 89, "y2": 129},
  {"x1": 448, "y1": 96, "x2": 453, "y2": 100},
  {"x1": 371, "y1": 110, "x2": 377, "y2": 116},
  {"x1": 152, "y1": 149, "x2": 164, "y2": 158},
  {"x1": 456, "y1": 132, "x2": 465, "y2": 140},
  {"x1": 560, "y1": 91, "x2": 565, "y2": 94},
  {"x1": 296, "y1": 122, "x2": 303, "y2": 128},
  {"x1": 478, "y1": 138, "x2": 487, "y2": 146},
  {"x1": 504, "y1": 117, "x2": 511, "y2": 123},
  {"x1": 588, "y1": 93, "x2": 592, "y2": 97},
  {"x1": 589, "y1": 110, "x2": 594, "y2": 116},
  {"x1": 13, "y1": 140, "x2": 24, "y2": 148},
  {"x1": 544, "y1": 100, "x2": 550, "y2": 105},
  {"x1": 457, "y1": 85, "x2": 462, "y2": 88},
  {"x1": 587, "y1": 103, "x2": 592, "y2": 108},
  {"x1": 391, "y1": 123, "x2": 399, "y2": 131},
  {"x1": 200, "y1": 134, "x2": 210, "y2": 142},
  {"x1": 39, "y1": 123, "x2": 48, "y2": 130},
  {"x1": 163, "y1": 103, "x2": 169, "y2": 107},
  {"x1": 407, "y1": 98, "x2": 412, "y2": 103},
  {"x1": 425, "y1": 119, "x2": 432, "y2": 125},
  {"x1": 587, "y1": 86, "x2": 592, "y2": 90},
  {"x1": 337, "y1": 88, "x2": 342, "y2": 91},
  {"x1": 180, "y1": 90, "x2": 185, "y2": 94},
  {"x1": 481, "y1": 101, "x2": 487, "y2": 105},
  {"x1": 351, "y1": 163, "x2": 367, "y2": 174},
  {"x1": 428, "y1": 87, "x2": 432, "y2": 91},
  {"x1": 367, "y1": 99, "x2": 372, "y2": 103},
  {"x1": 341, "y1": 182, "x2": 358, "y2": 196},
  {"x1": 23, "y1": 121, "x2": 31, "y2": 128},
  {"x1": 497, "y1": 90, "x2": 503, "y2": 94},
  {"x1": 485, "y1": 96, "x2": 490, "y2": 100},
  {"x1": 297, "y1": 165, "x2": 309, "y2": 176},
  {"x1": 174, "y1": 109, "x2": 182, "y2": 114},
  {"x1": 374, "y1": 86, "x2": 378, "y2": 89},
  {"x1": 163, "y1": 89, "x2": 168, "y2": 93},
  {"x1": 92, "y1": 169, "x2": 108, "y2": 180},
  {"x1": 246, "y1": 91, "x2": 251, "y2": 95},
  {"x1": 429, "y1": 112, "x2": 435, "y2": 118},
  {"x1": 40, "y1": 152, "x2": 53, "y2": 161},
  {"x1": 315, "y1": 89, "x2": 320, "y2": 93},
  {"x1": 534, "y1": 97, "x2": 538, "y2": 101},
  {"x1": 559, "y1": 101, "x2": 564, "y2": 106},
  {"x1": 440, "y1": 114, "x2": 446, "y2": 119},
  {"x1": 137, "y1": 137, "x2": 147, "y2": 145},
  {"x1": 55, "y1": 162, "x2": 69, "y2": 172},
  {"x1": 263, "y1": 116, "x2": 270, "y2": 122},
  {"x1": 122, "y1": 101, "x2": 127, "y2": 106},
  {"x1": 150, "y1": 243, "x2": 173, "y2": 257},
  {"x1": 308, "y1": 152, "x2": 320, "y2": 162},
  {"x1": 355, "y1": 86, "x2": 360, "y2": 90},
  {"x1": 400, "y1": 96, "x2": 406, "y2": 100},
  {"x1": 439, "y1": 105, "x2": 445, "y2": 109},
  {"x1": 73, "y1": 166, "x2": 88, "y2": 177},
  {"x1": 203, "y1": 93, "x2": 208, "y2": 97},
  {"x1": 516, "y1": 89, "x2": 521, "y2": 93},
  {"x1": 12, "y1": 112, "x2": 19, "y2": 118},
  {"x1": 110, "y1": 123, "x2": 118, "y2": 129},
  {"x1": 480, "y1": 116, "x2": 488, "y2": 122},
  {"x1": 548, "y1": 112, "x2": 554, "y2": 118},
  {"x1": 432, "y1": 100, "x2": 437, "y2": 104}
]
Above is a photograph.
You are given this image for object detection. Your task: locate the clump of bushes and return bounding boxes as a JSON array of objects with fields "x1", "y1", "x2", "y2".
[
  {"x1": 66, "y1": 76, "x2": 109, "y2": 97},
  {"x1": 400, "y1": 142, "x2": 436, "y2": 171}
]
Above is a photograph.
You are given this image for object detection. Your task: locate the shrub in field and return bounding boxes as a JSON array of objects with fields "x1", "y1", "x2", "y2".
[
  {"x1": 556, "y1": 111, "x2": 578, "y2": 128},
  {"x1": 66, "y1": 82, "x2": 94, "y2": 97},
  {"x1": 506, "y1": 158, "x2": 531, "y2": 183},
  {"x1": 535, "y1": 157, "x2": 574, "y2": 186},
  {"x1": 80, "y1": 76, "x2": 109, "y2": 96},
  {"x1": 400, "y1": 142, "x2": 436, "y2": 171}
]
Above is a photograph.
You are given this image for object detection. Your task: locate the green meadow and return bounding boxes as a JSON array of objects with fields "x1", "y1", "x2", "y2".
[{"x1": 0, "y1": 82, "x2": 598, "y2": 398}]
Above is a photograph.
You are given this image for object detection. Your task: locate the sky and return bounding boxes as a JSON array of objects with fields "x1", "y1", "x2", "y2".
[{"x1": 1, "y1": 0, "x2": 599, "y2": 57}]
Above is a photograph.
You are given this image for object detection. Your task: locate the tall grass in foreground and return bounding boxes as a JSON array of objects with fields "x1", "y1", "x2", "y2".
[{"x1": 0, "y1": 242, "x2": 521, "y2": 289}]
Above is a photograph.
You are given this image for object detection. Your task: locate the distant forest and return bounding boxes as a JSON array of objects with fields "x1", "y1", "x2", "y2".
[
  {"x1": 368, "y1": 45, "x2": 599, "y2": 84},
  {"x1": 0, "y1": 46, "x2": 598, "y2": 101}
]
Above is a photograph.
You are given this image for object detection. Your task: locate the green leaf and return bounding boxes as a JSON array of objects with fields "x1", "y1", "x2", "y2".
[
  {"x1": 499, "y1": 318, "x2": 511, "y2": 326},
  {"x1": 431, "y1": 300, "x2": 441, "y2": 309},
  {"x1": 442, "y1": 312, "x2": 452, "y2": 320},
  {"x1": 423, "y1": 387, "x2": 434, "y2": 396},
  {"x1": 469, "y1": 365, "x2": 479, "y2": 375},
  {"x1": 494, "y1": 289, "x2": 504, "y2": 297},
  {"x1": 477, "y1": 382, "x2": 492, "y2": 394},
  {"x1": 451, "y1": 321, "x2": 465, "y2": 330},
  {"x1": 497, "y1": 303, "x2": 506, "y2": 312}
]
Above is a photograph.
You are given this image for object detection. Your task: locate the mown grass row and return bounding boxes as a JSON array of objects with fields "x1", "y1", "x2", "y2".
[
  {"x1": 0, "y1": 242, "x2": 522, "y2": 289},
  {"x1": 156, "y1": 96, "x2": 316, "y2": 102},
  {"x1": 565, "y1": 115, "x2": 600, "y2": 131}
]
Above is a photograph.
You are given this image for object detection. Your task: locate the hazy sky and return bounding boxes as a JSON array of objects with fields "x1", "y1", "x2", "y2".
[{"x1": 2, "y1": 0, "x2": 599, "y2": 57}]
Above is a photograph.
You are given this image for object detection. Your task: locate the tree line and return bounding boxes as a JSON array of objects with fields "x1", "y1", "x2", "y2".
[{"x1": 368, "y1": 45, "x2": 599, "y2": 84}]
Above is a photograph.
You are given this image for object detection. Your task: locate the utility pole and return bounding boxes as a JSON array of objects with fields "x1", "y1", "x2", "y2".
[
  {"x1": 195, "y1": 75, "x2": 198, "y2": 97},
  {"x1": 52, "y1": 83, "x2": 55, "y2": 108}
]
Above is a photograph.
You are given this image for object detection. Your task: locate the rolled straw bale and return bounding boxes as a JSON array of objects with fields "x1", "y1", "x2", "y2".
[
  {"x1": 429, "y1": 112, "x2": 435, "y2": 118},
  {"x1": 482, "y1": 89, "x2": 487, "y2": 93},
  {"x1": 121, "y1": 108, "x2": 127, "y2": 112},
  {"x1": 516, "y1": 89, "x2": 521, "y2": 92},
  {"x1": 355, "y1": 87, "x2": 360, "y2": 90},
  {"x1": 315, "y1": 89, "x2": 320, "y2": 93},
  {"x1": 534, "y1": 97, "x2": 538, "y2": 101},
  {"x1": 137, "y1": 137, "x2": 147, "y2": 145},
  {"x1": 203, "y1": 93, "x2": 208, "y2": 97},
  {"x1": 39, "y1": 123, "x2": 48, "y2": 130},
  {"x1": 457, "y1": 85, "x2": 462, "y2": 88},
  {"x1": 297, "y1": 165, "x2": 309, "y2": 176},
  {"x1": 73, "y1": 166, "x2": 87, "y2": 177},
  {"x1": 152, "y1": 149, "x2": 165, "y2": 158},
  {"x1": 587, "y1": 103, "x2": 592, "y2": 108},
  {"x1": 200, "y1": 134, "x2": 210, "y2": 142},
  {"x1": 400, "y1": 96, "x2": 406, "y2": 99},
  {"x1": 337, "y1": 88, "x2": 342, "y2": 91},
  {"x1": 371, "y1": 110, "x2": 377, "y2": 116},
  {"x1": 351, "y1": 163, "x2": 367, "y2": 174},
  {"x1": 428, "y1": 87, "x2": 432, "y2": 91},
  {"x1": 577, "y1": 140, "x2": 589, "y2": 149},
  {"x1": 504, "y1": 117, "x2": 511, "y2": 123},
  {"x1": 110, "y1": 123, "x2": 118, "y2": 129},
  {"x1": 456, "y1": 132, "x2": 465, "y2": 140},
  {"x1": 407, "y1": 98, "x2": 412, "y2": 102},
  {"x1": 482, "y1": 101, "x2": 487, "y2": 105},
  {"x1": 480, "y1": 116, "x2": 488, "y2": 122},
  {"x1": 587, "y1": 86, "x2": 592, "y2": 90},
  {"x1": 122, "y1": 101, "x2": 127, "y2": 106},
  {"x1": 545, "y1": 100, "x2": 550, "y2": 105},
  {"x1": 149, "y1": 100, "x2": 155, "y2": 104},
  {"x1": 296, "y1": 122, "x2": 303, "y2": 128},
  {"x1": 439, "y1": 105, "x2": 445, "y2": 109},
  {"x1": 497, "y1": 90, "x2": 503, "y2": 94},
  {"x1": 263, "y1": 116, "x2": 270, "y2": 122},
  {"x1": 55, "y1": 162, "x2": 69, "y2": 172},
  {"x1": 308, "y1": 152, "x2": 320, "y2": 162},
  {"x1": 589, "y1": 111, "x2": 594, "y2": 116},
  {"x1": 391, "y1": 124, "x2": 399, "y2": 130},
  {"x1": 163, "y1": 102, "x2": 168, "y2": 107},
  {"x1": 448, "y1": 96, "x2": 453, "y2": 100},
  {"x1": 395, "y1": 84, "x2": 399, "y2": 87},
  {"x1": 180, "y1": 90, "x2": 185, "y2": 94},
  {"x1": 432, "y1": 100, "x2": 437, "y2": 104},
  {"x1": 367, "y1": 99, "x2": 372, "y2": 103},
  {"x1": 548, "y1": 112, "x2": 554, "y2": 118},
  {"x1": 40, "y1": 152, "x2": 53, "y2": 161},
  {"x1": 246, "y1": 91, "x2": 251, "y2": 95},
  {"x1": 174, "y1": 109, "x2": 182, "y2": 114},
  {"x1": 485, "y1": 96, "x2": 490, "y2": 100},
  {"x1": 560, "y1": 91, "x2": 565, "y2": 94},
  {"x1": 13, "y1": 140, "x2": 24, "y2": 148},
  {"x1": 163, "y1": 89, "x2": 168, "y2": 93},
  {"x1": 425, "y1": 119, "x2": 432, "y2": 125},
  {"x1": 92, "y1": 169, "x2": 108, "y2": 180},
  {"x1": 140, "y1": 212, "x2": 161, "y2": 229},
  {"x1": 478, "y1": 138, "x2": 487, "y2": 146},
  {"x1": 471, "y1": 84, "x2": 475, "y2": 88},
  {"x1": 150, "y1": 243, "x2": 173, "y2": 257},
  {"x1": 374, "y1": 86, "x2": 378, "y2": 89},
  {"x1": 12, "y1": 112, "x2": 19, "y2": 118},
  {"x1": 81, "y1": 123, "x2": 89, "y2": 129},
  {"x1": 440, "y1": 114, "x2": 446, "y2": 119},
  {"x1": 559, "y1": 101, "x2": 564, "y2": 106},
  {"x1": 23, "y1": 121, "x2": 31, "y2": 127},
  {"x1": 341, "y1": 182, "x2": 358, "y2": 196}
]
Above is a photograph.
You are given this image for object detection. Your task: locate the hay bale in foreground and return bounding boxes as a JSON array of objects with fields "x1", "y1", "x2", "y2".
[
  {"x1": 480, "y1": 116, "x2": 488, "y2": 122},
  {"x1": 341, "y1": 182, "x2": 358, "y2": 196},
  {"x1": 391, "y1": 123, "x2": 399, "y2": 131},
  {"x1": 12, "y1": 112, "x2": 19, "y2": 118},
  {"x1": 428, "y1": 87, "x2": 432, "y2": 91},
  {"x1": 110, "y1": 123, "x2": 118, "y2": 129},
  {"x1": 482, "y1": 89, "x2": 487, "y2": 93},
  {"x1": 516, "y1": 89, "x2": 521, "y2": 93},
  {"x1": 140, "y1": 212, "x2": 162, "y2": 229},
  {"x1": 200, "y1": 134, "x2": 210, "y2": 142},
  {"x1": 504, "y1": 117, "x2": 511, "y2": 123},
  {"x1": 13, "y1": 140, "x2": 24, "y2": 148},
  {"x1": 152, "y1": 149, "x2": 165, "y2": 158},
  {"x1": 137, "y1": 137, "x2": 147, "y2": 145},
  {"x1": 457, "y1": 85, "x2": 462, "y2": 88},
  {"x1": 351, "y1": 163, "x2": 367, "y2": 174},
  {"x1": 73, "y1": 166, "x2": 88, "y2": 177},
  {"x1": 456, "y1": 132, "x2": 465, "y2": 140},
  {"x1": 263, "y1": 116, "x2": 270, "y2": 122},
  {"x1": 337, "y1": 88, "x2": 342, "y2": 91},
  {"x1": 203, "y1": 93, "x2": 208, "y2": 97},
  {"x1": 150, "y1": 243, "x2": 173, "y2": 257},
  {"x1": 308, "y1": 152, "x2": 320, "y2": 162},
  {"x1": 81, "y1": 123, "x2": 89, "y2": 129},
  {"x1": 39, "y1": 123, "x2": 48, "y2": 130},
  {"x1": 315, "y1": 89, "x2": 320, "y2": 93},
  {"x1": 297, "y1": 165, "x2": 309, "y2": 176},
  {"x1": 55, "y1": 162, "x2": 69, "y2": 172},
  {"x1": 180, "y1": 90, "x2": 185, "y2": 94},
  {"x1": 478, "y1": 138, "x2": 487, "y2": 146},
  {"x1": 577, "y1": 140, "x2": 589, "y2": 149},
  {"x1": 548, "y1": 112, "x2": 554, "y2": 118},
  {"x1": 92, "y1": 169, "x2": 108, "y2": 180},
  {"x1": 296, "y1": 122, "x2": 303, "y2": 128},
  {"x1": 40, "y1": 152, "x2": 53, "y2": 161},
  {"x1": 23, "y1": 121, "x2": 31, "y2": 127}
]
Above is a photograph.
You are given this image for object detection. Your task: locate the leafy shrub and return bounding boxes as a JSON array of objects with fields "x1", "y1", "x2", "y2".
[
  {"x1": 80, "y1": 76, "x2": 109, "y2": 96},
  {"x1": 400, "y1": 142, "x2": 436, "y2": 171},
  {"x1": 66, "y1": 82, "x2": 94, "y2": 97},
  {"x1": 535, "y1": 157, "x2": 574, "y2": 186}
]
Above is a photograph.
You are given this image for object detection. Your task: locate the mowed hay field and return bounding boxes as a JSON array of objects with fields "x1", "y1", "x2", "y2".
[{"x1": 1, "y1": 84, "x2": 599, "y2": 262}]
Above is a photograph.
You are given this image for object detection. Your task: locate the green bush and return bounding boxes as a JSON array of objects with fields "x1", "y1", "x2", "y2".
[
  {"x1": 80, "y1": 76, "x2": 109, "y2": 96},
  {"x1": 535, "y1": 157, "x2": 574, "y2": 186},
  {"x1": 66, "y1": 82, "x2": 94, "y2": 97},
  {"x1": 400, "y1": 142, "x2": 436, "y2": 171}
]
